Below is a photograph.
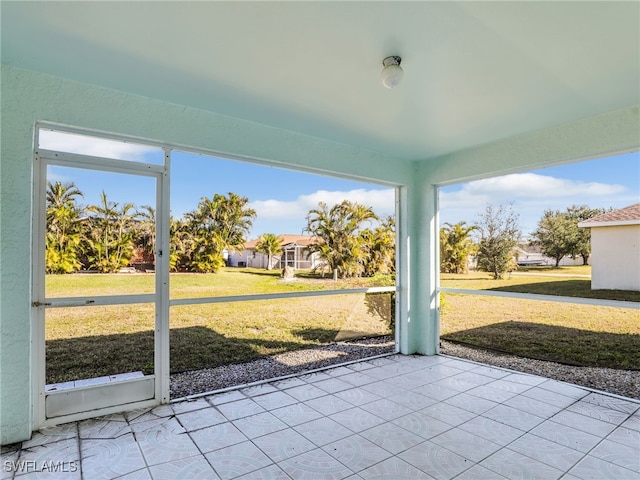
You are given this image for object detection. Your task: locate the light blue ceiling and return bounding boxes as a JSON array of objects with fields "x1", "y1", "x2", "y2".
[{"x1": 2, "y1": 1, "x2": 639, "y2": 160}]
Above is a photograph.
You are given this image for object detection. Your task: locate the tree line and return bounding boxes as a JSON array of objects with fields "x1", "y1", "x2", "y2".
[
  {"x1": 440, "y1": 203, "x2": 607, "y2": 279},
  {"x1": 46, "y1": 181, "x2": 258, "y2": 274},
  {"x1": 45, "y1": 182, "x2": 395, "y2": 278},
  {"x1": 48, "y1": 180, "x2": 599, "y2": 281}
]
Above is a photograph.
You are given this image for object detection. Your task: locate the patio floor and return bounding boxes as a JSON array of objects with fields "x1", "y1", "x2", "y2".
[{"x1": 4, "y1": 354, "x2": 639, "y2": 479}]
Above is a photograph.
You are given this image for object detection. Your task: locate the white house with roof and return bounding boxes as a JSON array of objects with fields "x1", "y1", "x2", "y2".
[
  {"x1": 515, "y1": 244, "x2": 584, "y2": 267},
  {"x1": 228, "y1": 235, "x2": 324, "y2": 270},
  {"x1": 579, "y1": 203, "x2": 640, "y2": 291}
]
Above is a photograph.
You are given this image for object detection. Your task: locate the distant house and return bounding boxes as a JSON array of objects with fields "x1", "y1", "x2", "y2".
[
  {"x1": 515, "y1": 244, "x2": 583, "y2": 267},
  {"x1": 227, "y1": 234, "x2": 324, "y2": 270},
  {"x1": 578, "y1": 203, "x2": 640, "y2": 291}
]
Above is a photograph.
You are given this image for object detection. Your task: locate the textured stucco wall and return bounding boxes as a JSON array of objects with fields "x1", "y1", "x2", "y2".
[
  {"x1": 0, "y1": 65, "x2": 413, "y2": 444},
  {"x1": 0, "y1": 72, "x2": 36, "y2": 446},
  {"x1": 591, "y1": 226, "x2": 640, "y2": 291}
]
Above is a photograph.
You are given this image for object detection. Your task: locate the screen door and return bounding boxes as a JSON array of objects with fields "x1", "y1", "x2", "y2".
[{"x1": 32, "y1": 129, "x2": 169, "y2": 426}]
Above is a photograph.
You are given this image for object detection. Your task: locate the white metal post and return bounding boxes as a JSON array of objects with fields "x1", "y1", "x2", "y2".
[
  {"x1": 31, "y1": 148, "x2": 48, "y2": 429},
  {"x1": 156, "y1": 149, "x2": 171, "y2": 403}
]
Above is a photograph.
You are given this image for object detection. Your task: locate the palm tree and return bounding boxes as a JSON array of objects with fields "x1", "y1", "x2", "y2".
[
  {"x1": 47, "y1": 181, "x2": 84, "y2": 212},
  {"x1": 255, "y1": 234, "x2": 283, "y2": 270},
  {"x1": 183, "y1": 193, "x2": 256, "y2": 273},
  {"x1": 136, "y1": 205, "x2": 156, "y2": 264},
  {"x1": 360, "y1": 216, "x2": 396, "y2": 277},
  {"x1": 169, "y1": 217, "x2": 191, "y2": 272},
  {"x1": 304, "y1": 200, "x2": 378, "y2": 278},
  {"x1": 86, "y1": 191, "x2": 138, "y2": 272},
  {"x1": 440, "y1": 221, "x2": 477, "y2": 274},
  {"x1": 45, "y1": 181, "x2": 85, "y2": 273}
]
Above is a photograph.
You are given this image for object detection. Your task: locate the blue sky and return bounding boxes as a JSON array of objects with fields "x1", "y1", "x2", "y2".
[
  {"x1": 42, "y1": 130, "x2": 639, "y2": 239},
  {"x1": 440, "y1": 151, "x2": 639, "y2": 237}
]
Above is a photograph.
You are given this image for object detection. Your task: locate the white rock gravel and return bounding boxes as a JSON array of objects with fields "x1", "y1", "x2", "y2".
[
  {"x1": 170, "y1": 336, "x2": 639, "y2": 400},
  {"x1": 170, "y1": 336, "x2": 395, "y2": 398}
]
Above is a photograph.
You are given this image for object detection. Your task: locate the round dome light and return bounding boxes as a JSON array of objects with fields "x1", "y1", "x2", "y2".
[{"x1": 381, "y1": 56, "x2": 404, "y2": 89}]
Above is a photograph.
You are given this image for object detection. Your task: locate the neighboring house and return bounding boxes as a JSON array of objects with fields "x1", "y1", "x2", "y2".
[
  {"x1": 227, "y1": 234, "x2": 324, "y2": 270},
  {"x1": 578, "y1": 203, "x2": 640, "y2": 291},
  {"x1": 515, "y1": 244, "x2": 583, "y2": 267},
  {"x1": 468, "y1": 244, "x2": 583, "y2": 269}
]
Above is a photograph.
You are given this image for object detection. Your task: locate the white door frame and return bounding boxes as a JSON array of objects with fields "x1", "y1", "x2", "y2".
[{"x1": 31, "y1": 142, "x2": 170, "y2": 428}]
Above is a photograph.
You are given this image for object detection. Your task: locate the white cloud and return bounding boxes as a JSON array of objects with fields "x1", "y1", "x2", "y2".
[
  {"x1": 441, "y1": 173, "x2": 626, "y2": 210},
  {"x1": 439, "y1": 173, "x2": 630, "y2": 237},
  {"x1": 39, "y1": 130, "x2": 158, "y2": 161},
  {"x1": 45, "y1": 168, "x2": 71, "y2": 183},
  {"x1": 469, "y1": 173, "x2": 624, "y2": 197},
  {"x1": 250, "y1": 188, "x2": 395, "y2": 220}
]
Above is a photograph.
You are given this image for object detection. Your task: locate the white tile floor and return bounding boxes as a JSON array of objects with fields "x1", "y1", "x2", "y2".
[{"x1": 3, "y1": 354, "x2": 639, "y2": 479}]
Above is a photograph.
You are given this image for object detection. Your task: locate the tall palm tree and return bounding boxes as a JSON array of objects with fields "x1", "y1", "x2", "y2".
[
  {"x1": 255, "y1": 234, "x2": 283, "y2": 270},
  {"x1": 304, "y1": 200, "x2": 378, "y2": 278},
  {"x1": 45, "y1": 181, "x2": 85, "y2": 273},
  {"x1": 46, "y1": 181, "x2": 84, "y2": 212},
  {"x1": 86, "y1": 191, "x2": 138, "y2": 272}
]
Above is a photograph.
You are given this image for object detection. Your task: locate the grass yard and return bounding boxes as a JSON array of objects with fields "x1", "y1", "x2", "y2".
[
  {"x1": 441, "y1": 269, "x2": 639, "y2": 370},
  {"x1": 45, "y1": 269, "x2": 393, "y2": 384},
  {"x1": 170, "y1": 294, "x2": 392, "y2": 373},
  {"x1": 516, "y1": 265, "x2": 592, "y2": 275},
  {"x1": 441, "y1": 269, "x2": 640, "y2": 302},
  {"x1": 44, "y1": 267, "x2": 640, "y2": 384},
  {"x1": 46, "y1": 267, "x2": 389, "y2": 298}
]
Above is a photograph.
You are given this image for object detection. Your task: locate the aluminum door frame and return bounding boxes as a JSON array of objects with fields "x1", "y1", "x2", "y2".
[{"x1": 31, "y1": 143, "x2": 170, "y2": 428}]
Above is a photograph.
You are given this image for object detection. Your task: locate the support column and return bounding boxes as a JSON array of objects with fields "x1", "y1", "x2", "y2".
[
  {"x1": 397, "y1": 172, "x2": 440, "y2": 355},
  {"x1": 0, "y1": 74, "x2": 34, "y2": 443}
]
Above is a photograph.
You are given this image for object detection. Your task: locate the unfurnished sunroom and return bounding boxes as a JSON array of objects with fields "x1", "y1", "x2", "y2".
[{"x1": 1, "y1": 1, "x2": 639, "y2": 446}]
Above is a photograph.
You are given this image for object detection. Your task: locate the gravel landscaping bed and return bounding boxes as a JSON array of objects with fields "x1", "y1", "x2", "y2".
[
  {"x1": 170, "y1": 336, "x2": 639, "y2": 401},
  {"x1": 170, "y1": 336, "x2": 395, "y2": 398}
]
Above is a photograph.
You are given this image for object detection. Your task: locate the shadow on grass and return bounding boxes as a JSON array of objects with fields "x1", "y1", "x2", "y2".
[
  {"x1": 46, "y1": 330, "x2": 155, "y2": 385},
  {"x1": 47, "y1": 326, "x2": 306, "y2": 384},
  {"x1": 487, "y1": 280, "x2": 640, "y2": 302},
  {"x1": 292, "y1": 327, "x2": 388, "y2": 343},
  {"x1": 170, "y1": 326, "x2": 308, "y2": 373},
  {"x1": 441, "y1": 321, "x2": 640, "y2": 370},
  {"x1": 46, "y1": 324, "x2": 390, "y2": 385}
]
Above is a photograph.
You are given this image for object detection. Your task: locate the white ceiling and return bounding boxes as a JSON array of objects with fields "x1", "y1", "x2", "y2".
[{"x1": 2, "y1": 1, "x2": 639, "y2": 160}]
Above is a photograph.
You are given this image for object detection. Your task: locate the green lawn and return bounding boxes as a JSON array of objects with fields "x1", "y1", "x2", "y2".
[
  {"x1": 46, "y1": 267, "x2": 389, "y2": 298},
  {"x1": 45, "y1": 269, "x2": 393, "y2": 384},
  {"x1": 440, "y1": 269, "x2": 639, "y2": 370},
  {"x1": 516, "y1": 264, "x2": 592, "y2": 275},
  {"x1": 441, "y1": 270, "x2": 640, "y2": 302},
  {"x1": 45, "y1": 267, "x2": 639, "y2": 385}
]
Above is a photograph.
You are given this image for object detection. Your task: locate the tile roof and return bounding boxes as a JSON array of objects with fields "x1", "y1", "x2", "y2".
[{"x1": 579, "y1": 203, "x2": 640, "y2": 226}]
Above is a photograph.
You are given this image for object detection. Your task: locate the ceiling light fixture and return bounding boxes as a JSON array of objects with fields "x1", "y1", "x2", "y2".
[{"x1": 381, "y1": 56, "x2": 404, "y2": 89}]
